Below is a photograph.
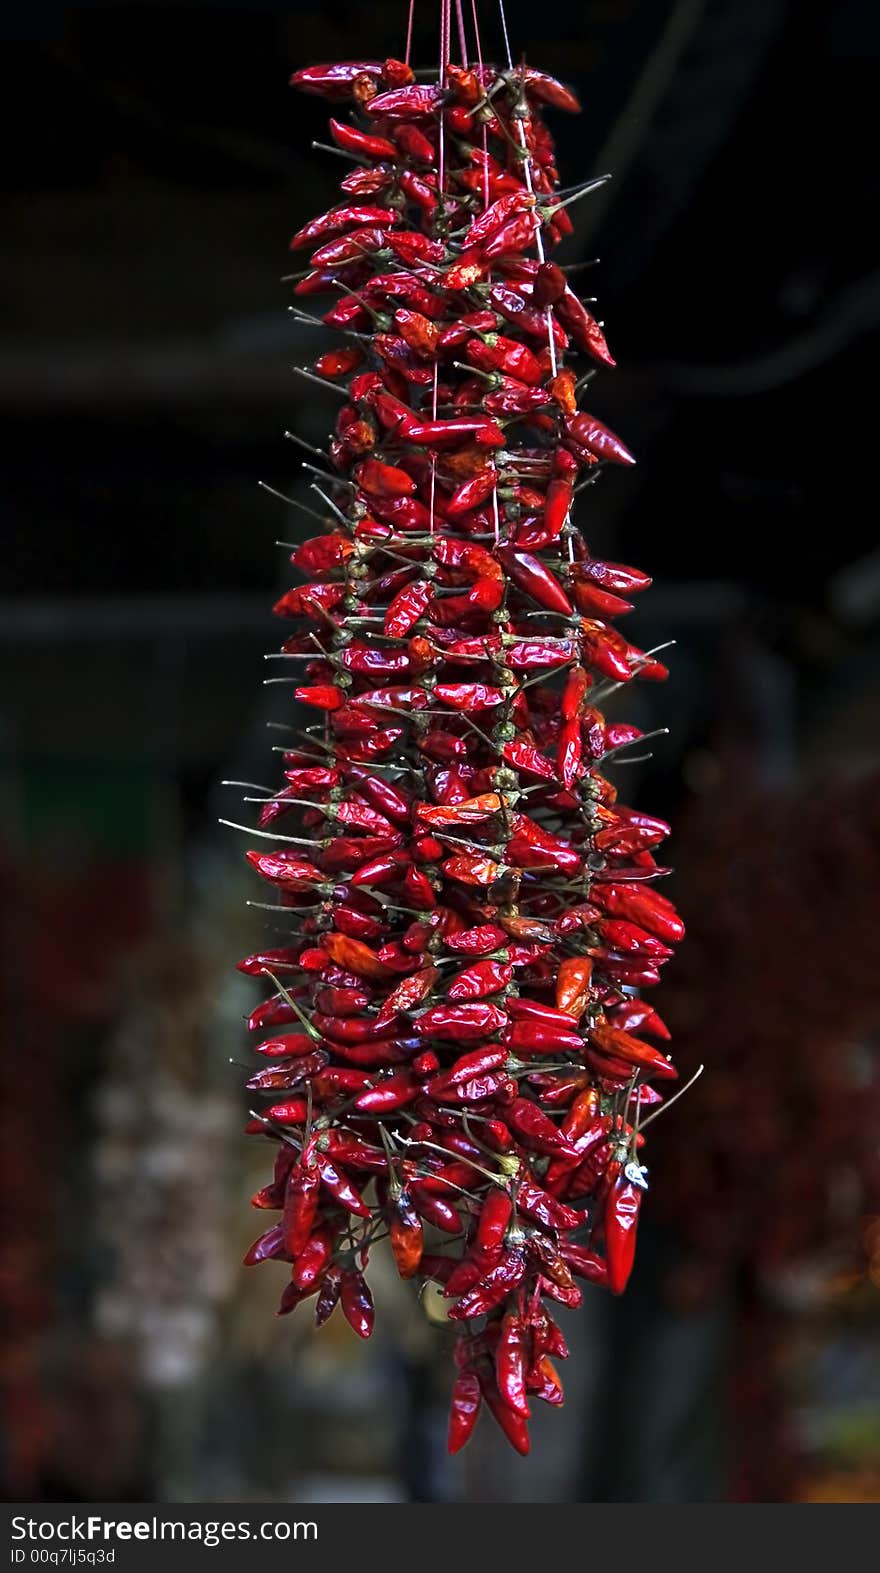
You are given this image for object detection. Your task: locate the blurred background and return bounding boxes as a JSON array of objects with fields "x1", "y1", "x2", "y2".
[{"x1": 2, "y1": 0, "x2": 879, "y2": 1503}]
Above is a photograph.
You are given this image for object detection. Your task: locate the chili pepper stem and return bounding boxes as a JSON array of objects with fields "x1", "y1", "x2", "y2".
[
  {"x1": 292, "y1": 365, "x2": 349, "y2": 397},
  {"x1": 639, "y1": 1065, "x2": 705, "y2": 1130}
]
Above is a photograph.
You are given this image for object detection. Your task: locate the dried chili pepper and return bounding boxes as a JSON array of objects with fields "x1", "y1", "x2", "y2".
[{"x1": 447, "y1": 1370, "x2": 482, "y2": 1454}]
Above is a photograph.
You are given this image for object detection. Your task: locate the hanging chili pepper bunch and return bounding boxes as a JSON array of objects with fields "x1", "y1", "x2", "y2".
[{"x1": 234, "y1": 40, "x2": 685, "y2": 1459}]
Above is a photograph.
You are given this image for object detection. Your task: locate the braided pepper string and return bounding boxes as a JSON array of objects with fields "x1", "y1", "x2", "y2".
[{"x1": 228, "y1": 15, "x2": 688, "y2": 1458}]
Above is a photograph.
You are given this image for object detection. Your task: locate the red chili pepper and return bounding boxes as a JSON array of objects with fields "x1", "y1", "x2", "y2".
[
  {"x1": 558, "y1": 1243, "x2": 607, "y2": 1286},
  {"x1": 506, "y1": 1098, "x2": 579, "y2": 1158},
  {"x1": 464, "y1": 192, "x2": 534, "y2": 250},
  {"x1": 516, "y1": 1176, "x2": 581, "y2": 1233},
  {"x1": 448, "y1": 1245, "x2": 528, "y2": 1321},
  {"x1": 319, "y1": 1131, "x2": 388, "y2": 1173},
  {"x1": 481, "y1": 211, "x2": 541, "y2": 261},
  {"x1": 425, "y1": 1045, "x2": 507, "y2": 1096},
  {"x1": 367, "y1": 84, "x2": 443, "y2": 120},
  {"x1": 532, "y1": 260, "x2": 566, "y2": 306},
  {"x1": 607, "y1": 1000, "x2": 671, "y2": 1041},
  {"x1": 445, "y1": 923, "x2": 508, "y2": 956},
  {"x1": 409, "y1": 1183, "x2": 462, "y2": 1234},
  {"x1": 355, "y1": 458, "x2": 416, "y2": 497},
  {"x1": 401, "y1": 416, "x2": 505, "y2": 450},
  {"x1": 310, "y1": 227, "x2": 389, "y2": 268},
  {"x1": 508, "y1": 815, "x2": 581, "y2": 875},
  {"x1": 496, "y1": 1313, "x2": 531, "y2": 1417},
  {"x1": 478, "y1": 1365, "x2": 531, "y2": 1455},
  {"x1": 414, "y1": 1001, "x2": 507, "y2": 1041},
  {"x1": 555, "y1": 956, "x2": 594, "y2": 1019},
  {"x1": 290, "y1": 62, "x2": 384, "y2": 100},
  {"x1": 252, "y1": 1030, "x2": 317, "y2": 1061},
  {"x1": 340, "y1": 1269, "x2": 375, "y2": 1337},
  {"x1": 354, "y1": 1071, "x2": 419, "y2": 1112},
  {"x1": 375, "y1": 963, "x2": 438, "y2": 1026},
  {"x1": 484, "y1": 380, "x2": 552, "y2": 418},
  {"x1": 399, "y1": 170, "x2": 439, "y2": 213},
  {"x1": 604, "y1": 1167, "x2": 646, "y2": 1294},
  {"x1": 588, "y1": 1021, "x2": 676, "y2": 1079},
  {"x1": 594, "y1": 917, "x2": 674, "y2": 959},
  {"x1": 565, "y1": 411, "x2": 635, "y2": 467},
  {"x1": 247, "y1": 1047, "x2": 328, "y2": 1089},
  {"x1": 313, "y1": 1264, "x2": 343, "y2": 1325},
  {"x1": 489, "y1": 283, "x2": 567, "y2": 345},
  {"x1": 328, "y1": 118, "x2": 398, "y2": 161},
  {"x1": 554, "y1": 288, "x2": 615, "y2": 366},
  {"x1": 243, "y1": 1224, "x2": 288, "y2": 1266},
  {"x1": 529, "y1": 1232, "x2": 578, "y2": 1295},
  {"x1": 498, "y1": 547, "x2": 573, "y2": 616},
  {"x1": 340, "y1": 165, "x2": 394, "y2": 196},
  {"x1": 291, "y1": 1226, "x2": 334, "y2": 1291},
  {"x1": 437, "y1": 477, "x2": 493, "y2": 528},
  {"x1": 294, "y1": 683, "x2": 344, "y2": 711},
  {"x1": 389, "y1": 1195, "x2": 424, "y2": 1278},
  {"x1": 282, "y1": 1167, "x2": 321, "y2": 1257},
  {"x1": 592, "y1": 882, "x2": 684, "y2": 943},
  {"x1": 448, "y1": 1371, "x2": 482, "y2": 1454},
  {"x1": 320, "y1": 932, "x2": 395, "y2": 980},
  {"x1": 446, "y1": 959, "x2": 512, "y2": 1001},
  {"x1": 315, "y1": 347, "x2": 363, "y2": 378},
  {"x1": 433, "y1": 682, "x2": 507, "y2": 712},
  {"x1": 291, "y1": 204, "x2": 398, "y2": 251},
  {"x1": 393, "y1": 123, "x2": 435, "y2": 163},
  {"x1": 465, "y1": 334, "x2": 544, "y2": 385}
]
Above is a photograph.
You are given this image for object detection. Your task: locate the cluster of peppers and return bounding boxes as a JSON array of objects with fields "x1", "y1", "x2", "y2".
[{"x1": 237, "y1": 51, "x2": 684, "y2": 1457}]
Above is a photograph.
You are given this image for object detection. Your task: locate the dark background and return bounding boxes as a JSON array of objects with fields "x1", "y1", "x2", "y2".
[{"x1": 2, "y1": 0, "x2": 879, "y2": 1503}]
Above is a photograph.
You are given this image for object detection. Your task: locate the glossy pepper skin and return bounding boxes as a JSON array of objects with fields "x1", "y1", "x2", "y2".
[{"x1": 237, "y1": 45, "x2": 687, "y2": 1464}]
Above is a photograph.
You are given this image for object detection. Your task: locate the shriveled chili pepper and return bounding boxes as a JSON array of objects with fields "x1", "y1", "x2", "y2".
[
  {"x1": 554, "y1": 288, "x2": 615, "y2": 366},
  {"x1": 354, "y1": 1070, "x2": 419, "y2": 1113},
  {"x1": 282, "y1": 1166, "x2": 321, "y2": 1258},
  {"x1": 328, "y1": 117, "x2": 397, "y2": 161},
  {"x1": 465, "y1": 333, "x2": 544, "y2": 385},
  {"x1": 445, "y1": 923, "x2": 508, "y2": 955},
  {"x1": 291, "y1": 1226, "x2": 334, "y2": 1292},
  {"x1": 506, "y1": 1098, "x2": 579, "y2": 1158},
  {"x1": 565, "y1": 410, "x2": 635, "y2": 466},
  {"x1": 555, "y1": 956, "x2": 594, "y2": 1019},
  {"x1": 489, "y1": 282, "x2": 567, "y2": 345},
  {"x1": 409, "y1": 1183, "x2": 462, "y2": 1235},
  {"x1": 498, "y1": 547, "x2": 574, "y2": 616},
  {"x1": 375, "y1": 963, "x2": 438, "y2": 1026},
  {"x1": 496, "y1": 1312, "x2": 531, "y2": 1417},
  {"x1": 340, "y1": 1269, "x2": 375, "y2": 1337},
  {"x1": 367, "y1": 83, "x2": 443, "y2": 120},
  {"x1": 313, "y1": 1264, "x2": 343, "y2": 1325},
  {"x1": 388, "y1": 1194, "x2": 424, "y2": 1278},
  {"x1": 290, "y1": 62, "x2": 384, "y2": 100},
  {"x1": 604, "y1": 1165, "x2": 647, "y2": 1294},
  {"x1": 414, "y1": 1001, "x2": 507, "y2": 1041},
  {"x1": 425, "y1": 1045, "x2": 507, "y2": 1096},
  {"x1": 448, "y1": 1246, "x2": 527, "y2": 1320},
  {"x1": 315, "y1": 346, "x2": 363, "y2": 378},
  {"x1": 478, "y1": 1366, "x2": 531, "y2": 1455},
  {"x1": 446, "y1": 959, "x2": 512, "y2": 1001},
  {"x1": 588, "y1": 1021, "x2": 677, "y2": 1079},
  {"x1": 448, "y1": 1371, "x2": 482, "y2": 1454}
]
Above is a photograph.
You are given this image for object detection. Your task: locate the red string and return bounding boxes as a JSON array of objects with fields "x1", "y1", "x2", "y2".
[
  {"x1": 455, "y1": 0, "x2": 468, "y2": 63},
  {"x1": 470, "y1": 0, "x2": 490, "y2": 209}
]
